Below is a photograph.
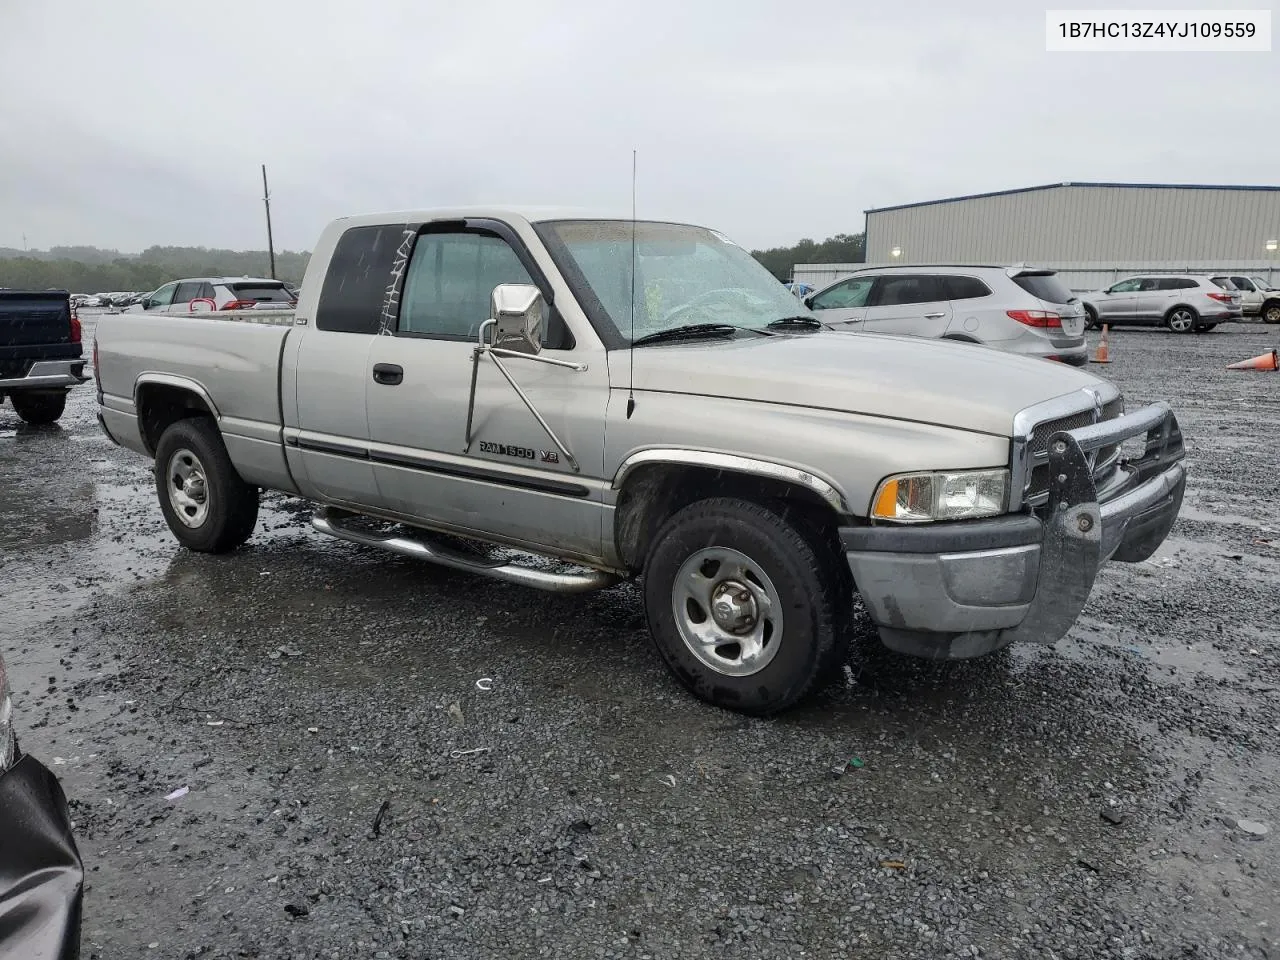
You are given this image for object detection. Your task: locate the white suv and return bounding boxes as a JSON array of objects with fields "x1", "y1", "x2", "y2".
[
  {"x1": 1081, "y1": 275, "x2": 1242, "y2": 334},
  {"x1": 804, "y1": 265, "x2": 1088, "y2": 365},
  {"x1": 130, "y1": 277, "x2": 296, "y2": 315}
]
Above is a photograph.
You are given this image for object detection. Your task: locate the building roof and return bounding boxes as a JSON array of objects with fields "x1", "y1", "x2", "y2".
[{"x1": 865, "y1": 181, "x2": 1280, "y2": 215}]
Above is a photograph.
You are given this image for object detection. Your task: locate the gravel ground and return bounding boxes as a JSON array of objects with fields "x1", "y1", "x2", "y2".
[{"x1": 3, "y1": 317, "x2": 1278, "y2": 959}]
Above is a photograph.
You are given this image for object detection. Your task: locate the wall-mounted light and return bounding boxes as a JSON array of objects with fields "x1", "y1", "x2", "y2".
[
  {"x1": 1266, "y1": 239, "x2": 1278, "y2": 252},
  {"x1": 890, "y1": 246, "x2": 903, "y2": 258}
]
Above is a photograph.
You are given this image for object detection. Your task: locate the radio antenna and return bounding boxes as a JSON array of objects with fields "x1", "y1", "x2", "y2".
[{"x1": 626, "y1": 149, "x2": 637, "y2": 419}]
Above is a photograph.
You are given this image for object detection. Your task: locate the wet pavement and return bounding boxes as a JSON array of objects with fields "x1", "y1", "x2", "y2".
[{"x1": 2, "y1": 315, "x2": 1278, "y2": 959}]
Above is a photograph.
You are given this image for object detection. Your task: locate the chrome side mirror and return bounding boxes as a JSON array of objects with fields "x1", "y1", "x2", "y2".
[{"x1": 490, "y1": 283, "x2": 544, "y2": 355}]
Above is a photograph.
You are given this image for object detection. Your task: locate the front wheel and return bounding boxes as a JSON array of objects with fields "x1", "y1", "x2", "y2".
[
  {"x1": 154, "y1": 417, "x2": 258, "y2": 553},
  {"x1": 1167, "y1": 307, "x2": 1198, "y2": 334},
  {"x1": 643, "y1": 497, "x2": 850, "y2": 715},
  {"x1": 1262, "y1": 301, "x2": 1280, "y2": 325},
  {"x1": 10, "y1": 390, "x2": 67, "y2": 424},
  {"x1": 1083, "y1": 307, "x2": 1098, "y2": 331}
]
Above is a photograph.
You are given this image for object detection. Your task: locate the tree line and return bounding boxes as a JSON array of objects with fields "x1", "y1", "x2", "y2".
[
  {"x1": 0, "y1": 231, "x2": 865, "y2": 294},
  {"x1": 0, "y1": 245, "x2": 309, "y2": 294},
  {"x1": 750, "y1": 233, "x2": 865, "y2": 281}
]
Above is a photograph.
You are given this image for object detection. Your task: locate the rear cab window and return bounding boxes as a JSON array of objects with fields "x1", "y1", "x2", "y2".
[
  {"x1": 315, "y1": 224, "x2": 412, "y2": 334},
  {"x1": 1011, "y1": 272, "x2": 1076, "y2": 304}
]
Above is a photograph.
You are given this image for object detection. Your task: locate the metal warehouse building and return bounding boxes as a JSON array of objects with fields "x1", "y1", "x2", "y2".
[{"x1": 795, "y1": 182, "x2": 1280, "y2": 291}]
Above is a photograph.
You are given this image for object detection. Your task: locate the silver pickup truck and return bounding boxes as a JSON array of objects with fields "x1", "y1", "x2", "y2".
[{"x1": 94, "y1": 208, "x2": 1186, "y2": 714}]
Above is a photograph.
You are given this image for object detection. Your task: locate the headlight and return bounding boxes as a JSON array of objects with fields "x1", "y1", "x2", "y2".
[
  {"x1": 871, "y1": 469, "x2": 1009, "y2": 523},
  {"x1": 0, "y1": 654, "x2": 14, "y2": 771}
]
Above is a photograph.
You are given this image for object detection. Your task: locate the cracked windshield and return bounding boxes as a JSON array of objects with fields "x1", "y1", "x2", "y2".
[
  {"x1": 2, "y1": 2, "x2": 1277, "y2": 959},
  {"x1": 539, "y1": 220, "x2": 814, "y2": 340}
]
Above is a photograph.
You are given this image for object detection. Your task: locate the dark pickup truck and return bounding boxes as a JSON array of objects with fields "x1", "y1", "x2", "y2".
[{"x1": 0, "y1": 290, "x2": 87, "y2": 424}]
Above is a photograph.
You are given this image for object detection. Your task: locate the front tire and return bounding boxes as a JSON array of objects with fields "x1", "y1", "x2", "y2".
[
  {"x1": 1263, "y1": 301, "x2": 1280, "y2": 325},
  {"x1": 154, "y1": 418, "x2": 258, "y2": 553},
  {"x1": 11, "y1": 390, "x2": 67, "y2": 424},
  {"x1": 1083, "y1": 306, "x2": 1098, "y2": 331},
  {"x1": 1166, "y1": 306, "x2": 1198, "y2": 334},
  {"x1": 643, "y1": 497, "x2": 850, "y2": 715}
]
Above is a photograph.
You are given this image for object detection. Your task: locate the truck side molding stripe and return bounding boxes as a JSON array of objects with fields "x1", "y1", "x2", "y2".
[
  {"x1": 293, "y1": 435, "x2": 591, "y2": 499},
  {"x1": 611, "y1": 449, "x2": 852, "y2": 515}
]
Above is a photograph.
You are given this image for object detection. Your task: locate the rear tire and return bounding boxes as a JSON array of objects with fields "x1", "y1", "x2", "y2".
[
  {"x1": 1263, "y1": 301, "x2": 1280, "y2": 325},
  {"x1": 154, "y1": 417, "x2": 258, "y2": 553},
  {"x1": 10, "y1": 390, "x2": 67, "y2": 425},
  {"x1": 1166, "y1": 306, "x2": 1198, "y2": 334},
  {"x1": 642, "y1": 497, "x2": 850, "y2": 715}
]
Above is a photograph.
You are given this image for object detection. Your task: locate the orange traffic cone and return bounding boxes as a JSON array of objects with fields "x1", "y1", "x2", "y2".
[
  {"x1": 1226, "y1": 349, "x2": 1279, "y2": 371},
  {"x1": 1090, "y1": 324, "x2": 1112, "y2": 364}
]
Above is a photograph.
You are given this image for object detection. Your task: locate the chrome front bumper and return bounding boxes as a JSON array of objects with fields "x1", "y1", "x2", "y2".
[
  {"x1": 0, "y1": 359, "x2": 88, "y2": 392},
  {"x1": 843, "y1": 402, "x2": 1185, "y2": 660}
]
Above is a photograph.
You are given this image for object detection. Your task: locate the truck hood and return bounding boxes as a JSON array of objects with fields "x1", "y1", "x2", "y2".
[{"x1": 625, "y1": 331, "x2": 1104, "y2": 437}]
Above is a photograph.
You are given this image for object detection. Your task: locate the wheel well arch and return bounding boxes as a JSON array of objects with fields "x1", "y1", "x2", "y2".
[
  {"x1": 1164, "y1": 303, "x2": 1198, "y2": 320},
  {"x1": 612, "y1": 461, "x2": 851, "y2": 574},
  {"x1": 942, "y1": 333, "x2": 980, "y2": 343},
  {"x1": 135, "y1": 381, "x2": 218, "y2": 455}
]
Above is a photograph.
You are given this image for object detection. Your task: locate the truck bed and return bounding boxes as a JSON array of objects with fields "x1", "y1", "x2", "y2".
[{"x1": 96, "y1": 312, "x2": 296, "y2": 490}]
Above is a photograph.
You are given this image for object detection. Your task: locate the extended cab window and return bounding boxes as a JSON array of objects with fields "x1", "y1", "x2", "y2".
[
  {"x1": 810, "y1": 276, "x2": 874, "y2": 310},
  {"x1": 870, "y1": 275, "x2": 942, "y2": 306},
  {"x1": 399, "y1": 231, "x2": 535, "y2": 340},
  {"x1": 315, "y1": 224, "x2": 408, "y2": 334}
]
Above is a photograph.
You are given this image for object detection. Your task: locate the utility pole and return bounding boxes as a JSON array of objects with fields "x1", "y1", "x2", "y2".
[{"x1": 261, "y1": 164, "x2": 277, "y2": 280}]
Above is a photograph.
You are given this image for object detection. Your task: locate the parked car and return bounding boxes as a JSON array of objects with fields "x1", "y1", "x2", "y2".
[
  {"x1": 0, "y1": 289, "x2": 88, "y2": 424},
  {"x1": 0, "y1": 650, "x2": 84, "y2": 960},
  {"x1": 1081, "y1": 275, "x2": 1242, "y2": 333},
  {"x1": 1209, "y1": 274, "x2": 1280, "y2": 324},
  {"x1": 94, "y1": 208, "x2": 1185, "y2": 715},
  {"x1": 804, "y1": 265, "x2": 1088, "y2": 365},
  {"x1": 128, "y1": 277, "x2": 297, "y2": 315}
]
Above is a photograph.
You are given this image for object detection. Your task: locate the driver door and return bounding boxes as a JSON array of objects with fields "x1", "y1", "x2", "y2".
[
  {"x1": 1097, "y1": 278, "x2": 1142, "y2": 321},
  {"x1": 806, "y1": 275, "x2": 875, "y2": 328},
  {"x1": 364, "y1": 225, "x2": 610, "y2": 561}
]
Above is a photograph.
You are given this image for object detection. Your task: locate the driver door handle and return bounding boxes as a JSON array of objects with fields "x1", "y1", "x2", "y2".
[
  {"x1": 923, "y1": 312, "x2": 946, "y2": 319},
  {"x1": 372, "y1": 363, "x2": 403, "y2": 386}
]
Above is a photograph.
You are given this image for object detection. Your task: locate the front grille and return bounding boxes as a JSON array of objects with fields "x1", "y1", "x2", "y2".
[{"x1": 1026, "y1": 397, "x2": 1125, "y2": 501}]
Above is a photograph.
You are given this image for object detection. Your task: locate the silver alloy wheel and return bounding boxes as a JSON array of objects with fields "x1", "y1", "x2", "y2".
[
  {"x1": 1168, "y1": 308, "x2": 1196, "y2": 333},
  {"x1": 671, "y1": 546, "x2": 784, "y2": 677},
  {"x1": 1265, "y1": 304, "x2": 1280, "y2": 324},
  {"x1": 167, "y1": 447, "x2": 210, "y2": 528}
]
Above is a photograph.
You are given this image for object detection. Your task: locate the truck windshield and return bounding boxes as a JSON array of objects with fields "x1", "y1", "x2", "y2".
[{"x1": 535, "y1": 220, "x2": 811, "y2": 344}]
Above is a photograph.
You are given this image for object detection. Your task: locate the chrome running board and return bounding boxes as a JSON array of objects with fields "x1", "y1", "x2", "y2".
[{"x1": 310, "y1": 507, "x2": 619, "y2": 594}]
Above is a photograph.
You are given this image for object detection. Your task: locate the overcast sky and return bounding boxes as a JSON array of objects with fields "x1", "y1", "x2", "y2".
[{"x1": 1, "y1": 0, "x2": 1276, "y2": 253}]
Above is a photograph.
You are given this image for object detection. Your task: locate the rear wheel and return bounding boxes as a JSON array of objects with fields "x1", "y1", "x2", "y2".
[
  {"x1": 1166, "y1": 307, "x2": 1198, "y2": 334},
  {"x1": 154, "y1": 418, "x2": 258, "y2": 553},
  {"x1": 10, "y1": 390, "x2": 67, "y2": 425},
  {"x1": 643, "y1": 497, "x2": 850, "y2": 715},
  {"x1": 1263, "y1": 301, "x2": 1280, "y2": 325}
]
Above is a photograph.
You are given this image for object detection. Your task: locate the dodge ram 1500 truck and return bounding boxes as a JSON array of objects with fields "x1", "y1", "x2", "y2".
[
  {"x1": 93, "y1": 208, "x2": 1186, "y2": 714},
  {"x1": 0, "y1": 290, "x2": 87, "y2": 424}
]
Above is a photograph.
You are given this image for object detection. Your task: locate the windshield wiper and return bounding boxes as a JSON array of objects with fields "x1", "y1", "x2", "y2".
[
  {"x1": 765, "y1": 315, "x2": 827, "y2": 331},
  {"x1": 631, "y1": 323, "x2": 744, "y2": 347}
]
